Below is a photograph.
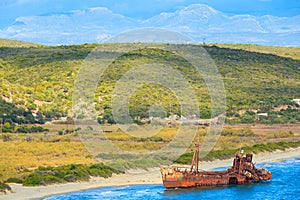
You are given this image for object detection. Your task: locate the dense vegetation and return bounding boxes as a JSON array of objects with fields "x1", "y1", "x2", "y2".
[
  {"x1": 0, "y1": 40, "x2": 299, "y2": 126},
  {"x1": 175, "y1": 141, "x2": 300, "y2": 164},
  {"x1": 0, "y1": 99, "x2": 42, "y2": 124},
  {"x1": 4, "y1": 163, "x2": 123, "y2": 186},
  {"x1": 226, "y1": 106, "x2": 300, "y2": 125}
]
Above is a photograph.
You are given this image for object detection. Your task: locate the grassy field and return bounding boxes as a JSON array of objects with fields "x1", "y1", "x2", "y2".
[
  {"x1": 1, "y1": 123, "x2": 299, "y2": 183},
  {"x1": 0, "y1": 138, "x2": 96, "y2": 181}
]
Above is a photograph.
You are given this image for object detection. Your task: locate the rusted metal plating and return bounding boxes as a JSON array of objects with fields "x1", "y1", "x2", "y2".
[{"x1": 161, "y1": 139, "x2": 272, "y2": 188}]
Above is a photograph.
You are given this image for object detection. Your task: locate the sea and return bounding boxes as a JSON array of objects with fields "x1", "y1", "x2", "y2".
[{"x1": 44, "y1": 157, "x2": 300, "y2": 200}]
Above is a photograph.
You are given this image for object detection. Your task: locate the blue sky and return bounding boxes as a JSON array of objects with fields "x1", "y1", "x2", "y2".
[
  {"x1": 0, "y1": 0, "x2": 299, "y2": 28},
  {"x1": 0, "y1": 0, "x2": 299, "y2": 46}
]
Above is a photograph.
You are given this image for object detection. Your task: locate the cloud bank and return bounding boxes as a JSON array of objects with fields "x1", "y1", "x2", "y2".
[{"x1": 0, "y1": 4, "x2": 299, "y2": 46}]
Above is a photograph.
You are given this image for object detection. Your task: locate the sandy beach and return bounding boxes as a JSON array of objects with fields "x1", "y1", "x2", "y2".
[{"x1": 2, "y1": 147, "x2": 300, "y2": 200}]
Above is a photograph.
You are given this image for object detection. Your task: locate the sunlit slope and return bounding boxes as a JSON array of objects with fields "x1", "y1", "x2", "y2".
[{"x1": 0, "y1": 41, "x2": 299, "y2": 119}]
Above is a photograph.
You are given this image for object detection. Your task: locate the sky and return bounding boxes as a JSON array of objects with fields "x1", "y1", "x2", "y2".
[
  {"x1": 0, "y1": 0, "x2": 299, "y2": 28},
  {"x1": 0, "y1": 0, "x2": 299, "y2": 46}
]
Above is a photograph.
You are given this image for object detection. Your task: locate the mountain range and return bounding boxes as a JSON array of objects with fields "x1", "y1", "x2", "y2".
[{"x1": 0, "y1": 4, "x2": 299, "y2": 46}]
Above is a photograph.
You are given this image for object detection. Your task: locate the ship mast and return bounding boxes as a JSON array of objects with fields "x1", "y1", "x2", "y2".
[{"x1": 190, "y1": 134, "x2": 200, "y2": 173}]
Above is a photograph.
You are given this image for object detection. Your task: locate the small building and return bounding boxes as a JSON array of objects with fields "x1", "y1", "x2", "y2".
[{"x1": 257, "y1": 113, "x2": 268, "y2": 117}]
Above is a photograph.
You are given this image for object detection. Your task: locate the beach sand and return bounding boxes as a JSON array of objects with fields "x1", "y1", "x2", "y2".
[{"x1": 2, "y1": 147, "x2": 300, "y2": 200}]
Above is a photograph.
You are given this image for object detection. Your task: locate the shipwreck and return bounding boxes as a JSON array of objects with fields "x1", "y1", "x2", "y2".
[{"x1": 160, "y1": 138, "x2": 272, "y2": 188}]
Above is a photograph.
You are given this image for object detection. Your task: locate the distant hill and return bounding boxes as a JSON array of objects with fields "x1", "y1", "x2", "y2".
[
  {"x1": 211, "y1": 43, "x2": 300, "y2": 60},
  {"x1": 0, "y1": 41, "x2": 299, "y2": 124},
  {"x1": 0, "y1": 38, "x2": 43, "y2": 48}
]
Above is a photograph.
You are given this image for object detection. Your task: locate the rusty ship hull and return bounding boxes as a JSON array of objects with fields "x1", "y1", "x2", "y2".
[
  {"x1": 161, "y1": 167, "x2": 272, "y2": 189},
  {"x1": 161, "y1": 137, "x2": 272, "y2": 189},
  {"x1": 162, "y1": 171, "x2": 241, "y2": 188}
]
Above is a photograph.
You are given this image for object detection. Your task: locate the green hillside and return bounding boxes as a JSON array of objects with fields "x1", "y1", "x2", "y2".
[
  {"x1": 211, "y1": 43, "x2": 300, "y2": 60},
  {"x1": 0, "y1": 41, "x2": 299, "y2": 126},
  {"x1": 0, "y1": 38, "x2": 43, "y2": 48}
]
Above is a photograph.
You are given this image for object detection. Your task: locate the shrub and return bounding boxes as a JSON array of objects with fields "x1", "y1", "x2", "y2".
[
  {"x1": 20, "y1": 163, "x2": 124, "y2": 186},
  {"x1": 15, "y1": 125, "x2": 49, "y2": 133},
  {"x1": 23, "y1": 174, "x2": 42, "y2": 186},
  {"x1": 64, "y1": 175, "x2": 77, "y2": 182},
  {"x1": 5, "y1": 177, "x2": 23, "y2": 184},
  {"x1": 0, "y1": 182, "x2": 11, "y2": 191}
]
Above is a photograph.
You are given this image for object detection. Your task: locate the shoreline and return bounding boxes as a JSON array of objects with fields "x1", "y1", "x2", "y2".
[{"x1": 2, "y1": 147, "x2": 300, "y2": 200}]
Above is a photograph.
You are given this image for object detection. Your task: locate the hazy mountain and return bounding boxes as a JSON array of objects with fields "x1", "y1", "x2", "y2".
[
  {"x1": 144, "y1": 4, "x2": 300, "y2": 46},
  {"x1": 0, "y1": 7, "x2": 136, "y2": 45},
  {"x1": 0, "y1": 4, "x2": 299, "y2": 46}
]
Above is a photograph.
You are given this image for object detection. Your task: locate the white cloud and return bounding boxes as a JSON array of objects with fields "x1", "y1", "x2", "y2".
[
  {"x1": 0, "y1": 4, "x2": 299, "y2": 46},
  {"x1": 96, "y1": 33, "x2": 111, "y2": 42}
]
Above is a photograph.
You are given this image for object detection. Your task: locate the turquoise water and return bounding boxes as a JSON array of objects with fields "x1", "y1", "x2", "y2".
[{"x1": 45, "y1": 157, "x2": 300, "y2": 200}]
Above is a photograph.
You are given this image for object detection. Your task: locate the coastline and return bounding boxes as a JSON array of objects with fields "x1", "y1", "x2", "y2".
[{"x1": 2, "y1": 147, "x2": 300, "y2": 200}]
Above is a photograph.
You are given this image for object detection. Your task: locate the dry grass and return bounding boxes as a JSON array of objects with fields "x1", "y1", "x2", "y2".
[
  {"x1": 0, "y1": 140, "x2": 96, "y2": 181},
  {"x1": 0, "y1": 123, "x2": 299, "y2": 181}
]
